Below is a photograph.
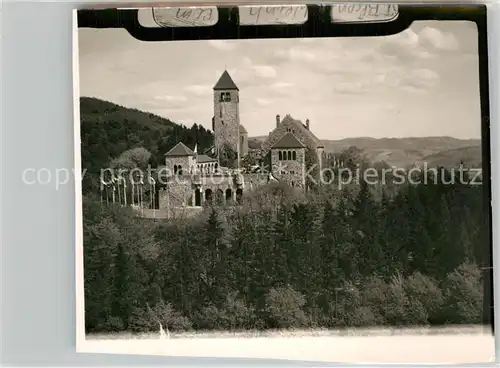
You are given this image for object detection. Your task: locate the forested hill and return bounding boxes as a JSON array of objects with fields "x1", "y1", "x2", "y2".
[{"x1": 80, "y1": 97, "x2": 214, "y2": 193}]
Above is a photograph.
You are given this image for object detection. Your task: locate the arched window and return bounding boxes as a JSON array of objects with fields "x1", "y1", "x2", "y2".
[
  {"x1": 216, "y1": 189, "x2": 224, "y2": 205},
  {"x1": 279, "y1": 151, "x2": 282, "y2": 160},
  {"x1": 236, "y1": 188, "x2": 243, "y2": 203},
  {"x1": 174, "y1": 165, "x2": 178, "y2": 174},
  {"x1": 287, "y1": 151, "x2": 292, "y2": 160},
  {"x1": 292, "y1": 151, "x2": 297, "y2": 160},
  {"x1": 178, "y1": 165, "x2": 183, "y2": 175},
  {"x1": 226, "y1": 188, "x2": 233, "y2": 201},
  {"x1": 205, "y1": 189, "x2": 213, "y2": 204},
  {"x1": 195, "y1": 189, "x2": 202, "y2": 206}
]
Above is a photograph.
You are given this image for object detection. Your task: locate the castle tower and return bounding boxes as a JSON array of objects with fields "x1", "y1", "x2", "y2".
[{"x1": 213, "y1": 70, "x2": 240, "y2": 162}]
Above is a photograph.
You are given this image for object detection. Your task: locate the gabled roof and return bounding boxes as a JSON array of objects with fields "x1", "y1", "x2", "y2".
[
  {"x1": 272, "y1": 132, "x2": 306, "y2": 149},
  {"x1": 197, "y1": 154, "x2": 218, "y2": 163},
  {"x1": 165, "y1": 142, "x2": 195, "y2": 157},
  {"x1": 213, "y1": 70, "x2": 239, "y2": 91},
  {"x1": 239, "y1": 124, "x2": 247, "y2": 134},
  {"x1": 281, "y1": 114, "x2": 321, "y2": 145}
]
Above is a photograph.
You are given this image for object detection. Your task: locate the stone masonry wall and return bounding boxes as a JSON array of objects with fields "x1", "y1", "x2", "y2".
[
  {"x1": 271, "y1": 148, "x2": 305, "y2": 187},
  {"x1": 214, "y1": 90, "x2": 240, "y2": 156},
  {"x1": 243, "y1": 173, "x2": 269, "y2": 190},
  {"x1": 240, "y1": 132, "x2": 249, "y2": 157},
  {"x1": 165, "y1": 156, "x2": 195, "y2": 175},
  {"x1": 159, "y1": 178, "x2": 194, "y2": 208}
]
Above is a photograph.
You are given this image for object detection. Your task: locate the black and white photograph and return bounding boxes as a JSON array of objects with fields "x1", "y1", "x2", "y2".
[{"x1": 76, "y1": 6, "x2": 494, "y2": 363}]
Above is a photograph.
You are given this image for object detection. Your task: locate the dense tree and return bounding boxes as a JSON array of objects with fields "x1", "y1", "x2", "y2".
[
  {"x1": 80, "y1": 97, "x2": 213, "y2": 193},
  {"x1": 219, "y1": 143, "x2": 239, "y2": 169},
  {"x1": 80, "y1": 99, "x2": 489, "y2": 332}
]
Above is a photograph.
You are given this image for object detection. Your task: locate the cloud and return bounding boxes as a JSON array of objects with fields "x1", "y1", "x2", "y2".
[
  {"x1": 419, "y1": 27, "x2": 460, "y2": 51},
  {"x1": 241, "y1": 57, "x2": 277, "y2": 79},
  {"x1": 256, "y1": 98, "x2": 272, "y2": 106},
  {"x1": 334, "y1": 81, "x2": 368, "y2": 94},
  {"x1": 267, "y1": 82, "x2": 295, "y2": 96},
  {"x1": 273, "y1": 47, "x2": 317, "y2": 63},
  {"x1": 207, "y1": 40, "x2": 236, "y2": 51},
  {"x1": 184, "y1": 84, "x2": 212, "y2": 96},
  {"x1": 399, "y1": 68, "x2": 440, "y2": 93},
  {"x1": 154, "y1": 95, "x2": 187, "y2": 103},
  {"x1": 377, "y1": 26, "x2": 460, "y2": 63},
  {"x1": 253, "y1": 65, "x2": 277, "y2": 79},
  {"x1": 270, "y1": 82, "x2": 294, "y2": 90}
]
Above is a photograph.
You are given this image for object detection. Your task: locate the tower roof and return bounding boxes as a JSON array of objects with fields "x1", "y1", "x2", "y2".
[
  {"x1": 239, "y1": 124, "x2": 247, "y2": 134},
  {"x1": 272, "y1": 132, "x2": 306, "y2": 149},
  {"x1": 165, "y1": 142, "x2": 195, "y2": 157},
  {"x1": 213, "y1": 70, "x2": 239, "y2": 91}
]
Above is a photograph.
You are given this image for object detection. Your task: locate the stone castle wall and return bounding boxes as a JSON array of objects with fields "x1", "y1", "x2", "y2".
[
  {"x1": 165, "y1": 156, "x2": 195, "y2": 175},
  {"x1": 243, "y1": 173, "x2": 270, "y2": 190},
  {"x1": 157, "y1": 172, "x2": 272, "y2": 213},
  {"x1": 271, "y1": 148, "x2": 306, "y2": 187},
  {"x1": 240, "y1": 132, "x2": 249, "y2": 157},
  {"x1": 214, "y1": 90, "x2": 240, "y2": 156},
  {"x1": 159, "y1": 177, "x2": 194, "y2": 208}
]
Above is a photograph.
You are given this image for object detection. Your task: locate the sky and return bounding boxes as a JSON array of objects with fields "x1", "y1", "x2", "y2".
[{"x1": 78, "y1": 20, "x2": 481, "y2": 140}]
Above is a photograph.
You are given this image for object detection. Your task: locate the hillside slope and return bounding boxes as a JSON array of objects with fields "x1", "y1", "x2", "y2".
[
  {"x1": 420, "y1": 146, "x2": 482, "y2": 168},
  {"x1": 80, "y1": 97, "x2": 214, "y2": 192}
]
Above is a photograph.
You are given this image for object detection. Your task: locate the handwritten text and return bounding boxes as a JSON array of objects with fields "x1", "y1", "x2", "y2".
[{"x1": 331, "y1": 4, "x2": 398, "y2": 23}]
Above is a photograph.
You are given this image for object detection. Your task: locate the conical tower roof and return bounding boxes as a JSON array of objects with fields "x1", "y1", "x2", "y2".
[{"x1": 213, "y1": 70, "x2": 239, "y2": 91}]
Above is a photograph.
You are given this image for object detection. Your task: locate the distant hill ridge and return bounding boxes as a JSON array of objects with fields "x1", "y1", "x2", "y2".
[
  {"x1": 80, "y1": 97, "x2": 481, "y2": 172},
  {"x1": 250, "y1": 135, "x2": 481, "y2": 168}
]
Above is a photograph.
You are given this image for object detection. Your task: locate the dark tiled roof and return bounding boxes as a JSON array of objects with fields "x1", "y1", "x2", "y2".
[
  {"x1": 281, "y1": 114, "x2": 321, "y2": 145},
  {"x1": 213, "y1": 70, "x2": 239, "y2": 91},
  {"x1": 239, "y1": 124, "x2": 247, "y2": 134},
  {"x1": 197, "y1": 154, "x2": 217, "y2": 163},
  {"x1": 165, "y1": 142, "x2": 194, "y2": 156},
  {"x1": 272, "y1": 132, "x2": 306, "y2": 149}
]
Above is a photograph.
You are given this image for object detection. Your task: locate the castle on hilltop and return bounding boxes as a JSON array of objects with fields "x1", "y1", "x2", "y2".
[{"x1": 142, "y1": 70, "x2": 324, "y2": 218}]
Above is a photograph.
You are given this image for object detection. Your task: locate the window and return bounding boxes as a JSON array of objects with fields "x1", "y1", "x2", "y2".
[
  {"x1": 174, "y1": 165, "x2": 178, "y2": 174},
  {"x1": 292, "y1": 151, "x2": 297, "y2": 160},
  {"x1": 178, "y1": 165, "x2": 183, "y2": 175},
  {"x1": 287, "y1": 151, "x2": 292, "y2": 160},
  {"x1": 220, "y1": 92, "x2": 231, "y2": 102},
  {"x1": 279, "y1": 151, "x2": 282, "y2": 160}
]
